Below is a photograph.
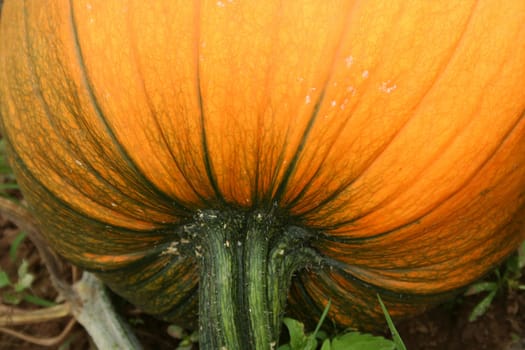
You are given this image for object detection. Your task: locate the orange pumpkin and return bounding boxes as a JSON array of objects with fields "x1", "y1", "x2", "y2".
[{"x1": 1, "y1": 1, "x2": 524, "y2": 348}]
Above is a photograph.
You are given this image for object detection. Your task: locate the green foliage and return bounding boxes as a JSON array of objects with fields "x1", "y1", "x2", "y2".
[
  {"x1": 167, "y1": 324, "x2": 199, "y2": 350},
  {"x1": 0, "y1": 259, "x2": 56, "y2": 307},
  {"x1": 466, "y1": 241, "x2": 525, "y2": 322},
  {"x1": 377, "y1": 295, "x2": 407, "y2": 350},
  {"x1": 279, "y1": 298, "x2": 406, "y2": 350},
  {"x1": 9, "y1": 230, "x2": 27, "y2": 261}
]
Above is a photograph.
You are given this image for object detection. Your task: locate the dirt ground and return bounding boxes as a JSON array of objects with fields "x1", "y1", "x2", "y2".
[{"x1": 0, "y1": 218, "x2": 524, "y2": 350}]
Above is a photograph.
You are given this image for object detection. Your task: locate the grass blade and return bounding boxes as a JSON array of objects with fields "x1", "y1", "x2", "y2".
[{"x1": 377, "y1": 294, "x2": 406, "y2": 350}]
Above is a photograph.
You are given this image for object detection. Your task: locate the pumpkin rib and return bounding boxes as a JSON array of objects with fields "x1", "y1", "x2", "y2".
[
  {"x1": 5, "y1": 132, "x2": 179, "y2": 233},
  {"x1": 158, "y1": 287, "x2": 198, "y2": 320},
  {"x1": 335, "y1": 217, "x2": 516, "y2": 273},
  {"x1": 123, "y1": 9, "x2": 213, "y2": 208},
  {"x1": 288, "y1": 277, "x2": 327, "y2": 323},
  {"x1": 290, "y1": 3, "x2": 480, "y2": 221},
  {"x1": 197, "y1": 73, "x2": 227, "y2": 206},
  {"x1": 16, "y1": 3, "x2": 192, "y2": 223},
  {"x1": 110, "y1": 255, "x2": 193, "y2": 292},
  {"x1": 273, "y1": 2, "x2": 360, "y2": 205},
  {"x1": 273, "y1": 90, "x2": 327, "y2": 205},
  {"x1": 68, "y1": 0, "x2": 193, "y2": 213},
  {"x1": 107, "y1": 268, "x2": 198, "y2": 314},
  {"x1": 101, "y1": 258, "x2": 199, "y2": 318},
  {"x1": 314, "y1": 264, "x2": 457, "y2": 301},
  {"x1": 323, "y1": 46, "x2": 525, "y2": 230},
  {"x1": 79, "y1": 247, "x2": 163, "y2": 273},
  {"x1": 289, "y1": 1, "x2": 482, "y2": 221},
  {"x1": 194, "y1": 1, "x2": 227, "y2": 206},
  {"x1": 312, "y1": 109, "x2": 525, "y2": 238}
]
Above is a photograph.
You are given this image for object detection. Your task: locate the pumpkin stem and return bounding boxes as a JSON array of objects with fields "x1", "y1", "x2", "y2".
[{"x1": 189, "y1": 209, "x2": 320, "y2": 350}]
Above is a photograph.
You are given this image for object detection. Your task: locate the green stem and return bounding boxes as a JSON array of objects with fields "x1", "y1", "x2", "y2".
[{"x1": 189, "y1": 210, "x2": 320, "y2": 350}]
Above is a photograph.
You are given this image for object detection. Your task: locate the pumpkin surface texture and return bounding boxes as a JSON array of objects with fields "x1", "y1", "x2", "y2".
[{"x1": 1, "y1": 1, "x2": 525, "y2": 349}]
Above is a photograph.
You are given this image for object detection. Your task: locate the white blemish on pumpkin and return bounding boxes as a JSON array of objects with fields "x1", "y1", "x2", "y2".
[
  {"x1": 340, "y1": 98, "x2": 349, "y2": 110},
  {"x1": 379, "y1": 80, "x2": 397, "y2": 93},
  {"x1": 345, "y1": 55, "x2": 354, "y2": 67},
  {"x1": 362, "y1": 70, "x2": 369, "y2": 79},
  {"x1": 75, "y1": 160, "x2": 83, "y2": 166},
  {"x1": 217, "y1": 1, "x2": 225, "y2": 7},
  {"x1": 305, "y1": 95, "x2": 311, "y2": 104},
  {"x1": 330, "y1": 100, "x2": 337, "y2": 107},
  {"x1": 162, "y1": 242, "x2": 179, "y2": 256},
  {"x1": 297, "y1": 76, "x2": 304, "y2": 83},
  {"x1": 195, "y1": 245, "x2": 203, "y2": 258},
  {"x1": 86, "y1": 3, "x2": 92, "y2": 10},
  {"x1": 110, "y1": 202, "x2": 117, "y2": 207}
]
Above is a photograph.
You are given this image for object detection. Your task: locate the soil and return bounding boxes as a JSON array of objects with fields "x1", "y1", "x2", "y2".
[{"x1": 0, "y1": 217, "x2": 524, "y2": 350}]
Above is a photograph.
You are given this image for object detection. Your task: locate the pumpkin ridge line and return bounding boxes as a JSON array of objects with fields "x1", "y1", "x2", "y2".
[
  {"x1": 273, "y1": 88, "x2": 326, "y2": 206},
  {"x1": 67, "y1": 0, "x2": 187, "y2": 211},
  {"x1": 124, "y1": 7, "x2": 210, "y2": 207},
  {"x1": 298, "y1": 0, "x2": 482, "y2": 221},
  {"x1": 315, "y1": 107, "x2": 525, "y2": 241},
  {"x1": 273, "y1": 2, "x2": 359, "y2": 208},
  {"x1": 17, "y1": 1, "x2": 184, "y2": 222},
  {"x1": 194, "y1": 1, "x2": 226, "y2": 206},
  {"x1": 321, "y1": 260, "x2": 458, "y2": 301},
  {"x1": 5, "y1": 138, "x2": 175, "y2": 233},
  {"x1": 252, "y1": 2, "x2": 284, "y2": 207}
]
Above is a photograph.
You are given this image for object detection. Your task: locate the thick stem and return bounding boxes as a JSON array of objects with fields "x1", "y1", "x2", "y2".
[
  {"x1": 72, "y1": 272, "x2": 143, "y2": 350},
  {"x1": 189, "y1": 210, "x2": 321, "y2": 350}
]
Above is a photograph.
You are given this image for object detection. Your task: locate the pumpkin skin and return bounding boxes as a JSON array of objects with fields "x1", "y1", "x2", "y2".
[{"x1": 1, "y1": 0, "x2": 525, "y2": 341}]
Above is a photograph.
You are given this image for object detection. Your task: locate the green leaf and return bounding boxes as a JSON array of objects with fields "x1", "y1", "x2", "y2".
[
  {"x1": 331, "y1": 332, "x2": 395, "y2": 350},
  {"x1": 167, "y1": 324, "x2": 187, "y2": 339},
  {"x1": 281, "y1": 317, "x2": 311, "y2": 350},
  {"x1": 0, "y1": 270, "x2": 11, "y2": 288},
  {"x1": 377, "y1": 295, "x2": 407, "y2": 350},
  {"x1": 0, "y1": 183, "x2": 19, "y2": 190},
  {"x1": 320, "y1": 339, "x2": 332, "y2": 350},
  {"x1": 468, "y1": 289, "x2": 497, "y2": 322},
  {"x1": 310, "y1": 300, "x2": 331, "y2": 342},
  {"x1": 22, "y1": 294, "x2": 56, "y2": 307},
  {"x1": 464, "y1": 281, "x2": 498, "y2": 296},
  {"x1": 3, "y1": 291, "x2": 23, "y2": 305},
  {"x1": 14, "y1": 260, "x2": 34, "y2": 292},
  {"x1": 9, "y1": 231, "x2": 27, "y2": 261}
]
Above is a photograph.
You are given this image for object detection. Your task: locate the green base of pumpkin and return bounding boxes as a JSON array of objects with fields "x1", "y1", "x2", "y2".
[{"x1": 187, "y1": 209, "x2": 322, "y2": 350}]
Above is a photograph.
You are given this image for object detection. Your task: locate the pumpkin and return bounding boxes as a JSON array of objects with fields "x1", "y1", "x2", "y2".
[{"x1": 1, "y1": 1, "x2": 525, "y2": 348}]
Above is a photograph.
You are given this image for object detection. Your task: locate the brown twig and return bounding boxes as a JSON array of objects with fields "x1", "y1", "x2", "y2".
[
  {"x1": 0, "y1": 303, "x2": 71, "y2": 326},
  {"x1": 0, "y1": 317, "x2": 76, "y2": 347},
  {"x1": 0, "y1": 197, "x2": 142, "y2": 348}
]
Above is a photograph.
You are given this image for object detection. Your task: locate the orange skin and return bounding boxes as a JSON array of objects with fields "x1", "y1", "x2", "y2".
[{"x1": 1, "y1": 1, "x2": 524, "y2": 329}]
